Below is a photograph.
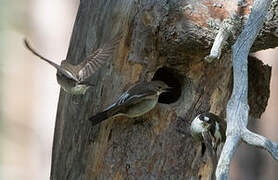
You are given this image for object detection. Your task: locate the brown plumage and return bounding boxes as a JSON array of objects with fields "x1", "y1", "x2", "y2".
[
  {"x1": 90, "y1": 81, "x2": 171, "y2": 126},
  {"x1": 24, "y1": 33, "x2": 121, "y2": 95}
]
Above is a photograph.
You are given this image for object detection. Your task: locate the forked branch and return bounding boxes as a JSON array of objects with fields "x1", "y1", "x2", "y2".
[
  {"x1": 242, "y1": 128, "x2": 278, "y2": 161},
  {"x1": 215, "y1": 0, "x2": 277, "y2": 179}
]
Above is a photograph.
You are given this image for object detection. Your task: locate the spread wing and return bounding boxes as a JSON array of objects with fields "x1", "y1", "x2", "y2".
[
  {"x1": 23, "y1": 39, "x2": 78, "y2": 81},
  {"x1": 78, "y1": 33, "x2": 122, "y2": 82}
]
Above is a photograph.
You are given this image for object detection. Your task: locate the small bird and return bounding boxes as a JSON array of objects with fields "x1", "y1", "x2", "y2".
[
  {"x1": 190, "y1": 112, "x2": 226, "y2": 180},
  {"x1": 24, "y1": 34, "x2": 121, "y2": 95},
  {"x1": 190, "y1": 112, "x2": 226, "y2": 149},
  {"x1": 89, "y1": 81, "x2": 171, "y2": 126}
]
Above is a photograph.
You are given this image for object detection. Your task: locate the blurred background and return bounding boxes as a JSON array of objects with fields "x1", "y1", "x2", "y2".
[
  {"x1": 0, "y1": 0, "x2": 78, "y2": 179},
  {"x1": 0, "y1": 0, "x2": 277, "y2": 179}
]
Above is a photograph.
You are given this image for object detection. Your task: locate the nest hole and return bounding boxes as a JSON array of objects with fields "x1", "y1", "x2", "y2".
[{"x1": 152, "y1": 67, "x2": 182, "y2": 104}]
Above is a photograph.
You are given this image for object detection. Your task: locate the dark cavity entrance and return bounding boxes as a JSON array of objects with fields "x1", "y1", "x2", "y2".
[{"x1": 152, "y1": 67, "x2": 182, "y2": 104}]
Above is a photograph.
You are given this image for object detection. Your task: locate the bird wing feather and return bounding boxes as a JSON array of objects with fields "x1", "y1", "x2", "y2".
[
  {"x1": 78, "y1": 33, "x2": 122, "y2": 82},
  {"x1": 117, "y1": 89, "x2": 157, "y2": 106},
  {"x1": 104, "y1": 89, "x2": 157, "y2": 112},
  {"x1": 24, "y1": 38, "x2": 79, "y2": 81}
]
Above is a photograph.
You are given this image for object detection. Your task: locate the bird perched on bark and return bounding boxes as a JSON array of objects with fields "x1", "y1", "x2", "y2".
[
  {"x1": 190, "y1": 112, "x2": 226, "y2": 180},
  {"x1": 24, "y1": 34, "x2": 121, "y2": 95},
  {"x1": 191, "y1": 112, "x2": 226, "y2": 149},
  {"x1": 89, "y1": 81, "x2": 171, "y2": 126}
]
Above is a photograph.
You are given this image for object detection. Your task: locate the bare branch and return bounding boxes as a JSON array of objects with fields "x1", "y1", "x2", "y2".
[
  {"x1": 205, "y1": 15, "x2": 241, "y2": 62},
  {"x1": 216, "y1": 0, "x2": 274, "y2": 179},
  {"x1": 242, "y1": 128, "x2": 278, "y2": 161},
  {"x1": 216, "y1": 135, "x2": 240, "y2": 180}
]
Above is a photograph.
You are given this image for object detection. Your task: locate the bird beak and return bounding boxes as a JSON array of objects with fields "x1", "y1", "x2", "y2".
[{"x1": 163, "y1": 87, "x2": 173, "y2": 92}]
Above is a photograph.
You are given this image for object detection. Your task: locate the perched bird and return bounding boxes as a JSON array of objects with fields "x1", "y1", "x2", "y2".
[
  {"x1": 24, "y1": 34, "x2": 121, "y2": 95},
  {"x1": 89, "y1": 81, "x2": 170, "y2": 126},
  {"x1": 190, "y1": 112, "x2": 226, "y2": 149},
  {"x1": 190, "y1": 112, "x2": 226, "y2": 180}
]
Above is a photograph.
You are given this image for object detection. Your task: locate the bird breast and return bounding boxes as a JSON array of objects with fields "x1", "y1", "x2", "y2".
[
  {"x1": 68, "y1": 84, "x2": 89, "y2": 95},
  {"x1": 123, "y1": 97, "x2": 159, "y2": 118},
  {"x1": 57, "y1": 73, "x2": 89, "y2": 95},
  {"x1": 190, "y1": 118, "x2": 206, "y2": 141}
]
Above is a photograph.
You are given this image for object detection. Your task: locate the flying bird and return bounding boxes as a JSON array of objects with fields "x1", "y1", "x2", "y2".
[
  {"x1": 24, "y1": 34, "x2": 121, "y2": 95},
  {"x1": 89, "y1": 81, "x2": 171, "y2": 126}
]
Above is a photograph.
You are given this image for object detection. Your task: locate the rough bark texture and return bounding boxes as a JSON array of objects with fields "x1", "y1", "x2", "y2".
[{"x1": 51, "y1": 0, "x2": 277, "y2": 179}]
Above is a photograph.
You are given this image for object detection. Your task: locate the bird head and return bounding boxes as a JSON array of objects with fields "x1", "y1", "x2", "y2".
[
  {"x1": 198, "y1": 113, "x2": 214, "y2": 127},
  {"x1": 191, "y1": 112, "x2": 226, "y2": 147},
  {"x1": 152, "y1": 81, "x2": 171, "y2": 94},
  {"x1": 191, "y1": 113, "x2": 220, "y2": 133},
  {"x1": 191, "y1": 114, "x2": 210, "y2": 136}
]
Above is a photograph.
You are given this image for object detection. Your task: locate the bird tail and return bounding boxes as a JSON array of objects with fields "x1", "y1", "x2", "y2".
[
  {"x1": 23, "y1": 38, "x2": 61, "y2": 70},
  {"x1": 89, "y1": 110, "x2": 110, "y2": 126}
]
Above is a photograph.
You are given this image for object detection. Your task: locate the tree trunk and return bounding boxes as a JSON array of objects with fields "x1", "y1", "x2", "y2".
[{"x1": 51, "y1": 0, "x2": 277, "y2": 179}]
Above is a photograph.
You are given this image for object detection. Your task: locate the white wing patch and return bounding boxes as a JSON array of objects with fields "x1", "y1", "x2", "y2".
[
  {"x1": 214, "y1": 122, "x2": 222, "y2": 141},
  {"x1": 104, "y1": 103, "x2": 116, "y2": 111},
  {"x1": 116, "y1": 92, "x2": 129, "y2": 104},
  {"x1": 63, "y1": 70, "x2": 78, "y2": 81}
]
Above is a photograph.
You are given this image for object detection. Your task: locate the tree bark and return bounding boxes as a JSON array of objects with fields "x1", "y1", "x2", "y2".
[{"x1": 51, "y1": 0, "x2": 277, "y2": 179}]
